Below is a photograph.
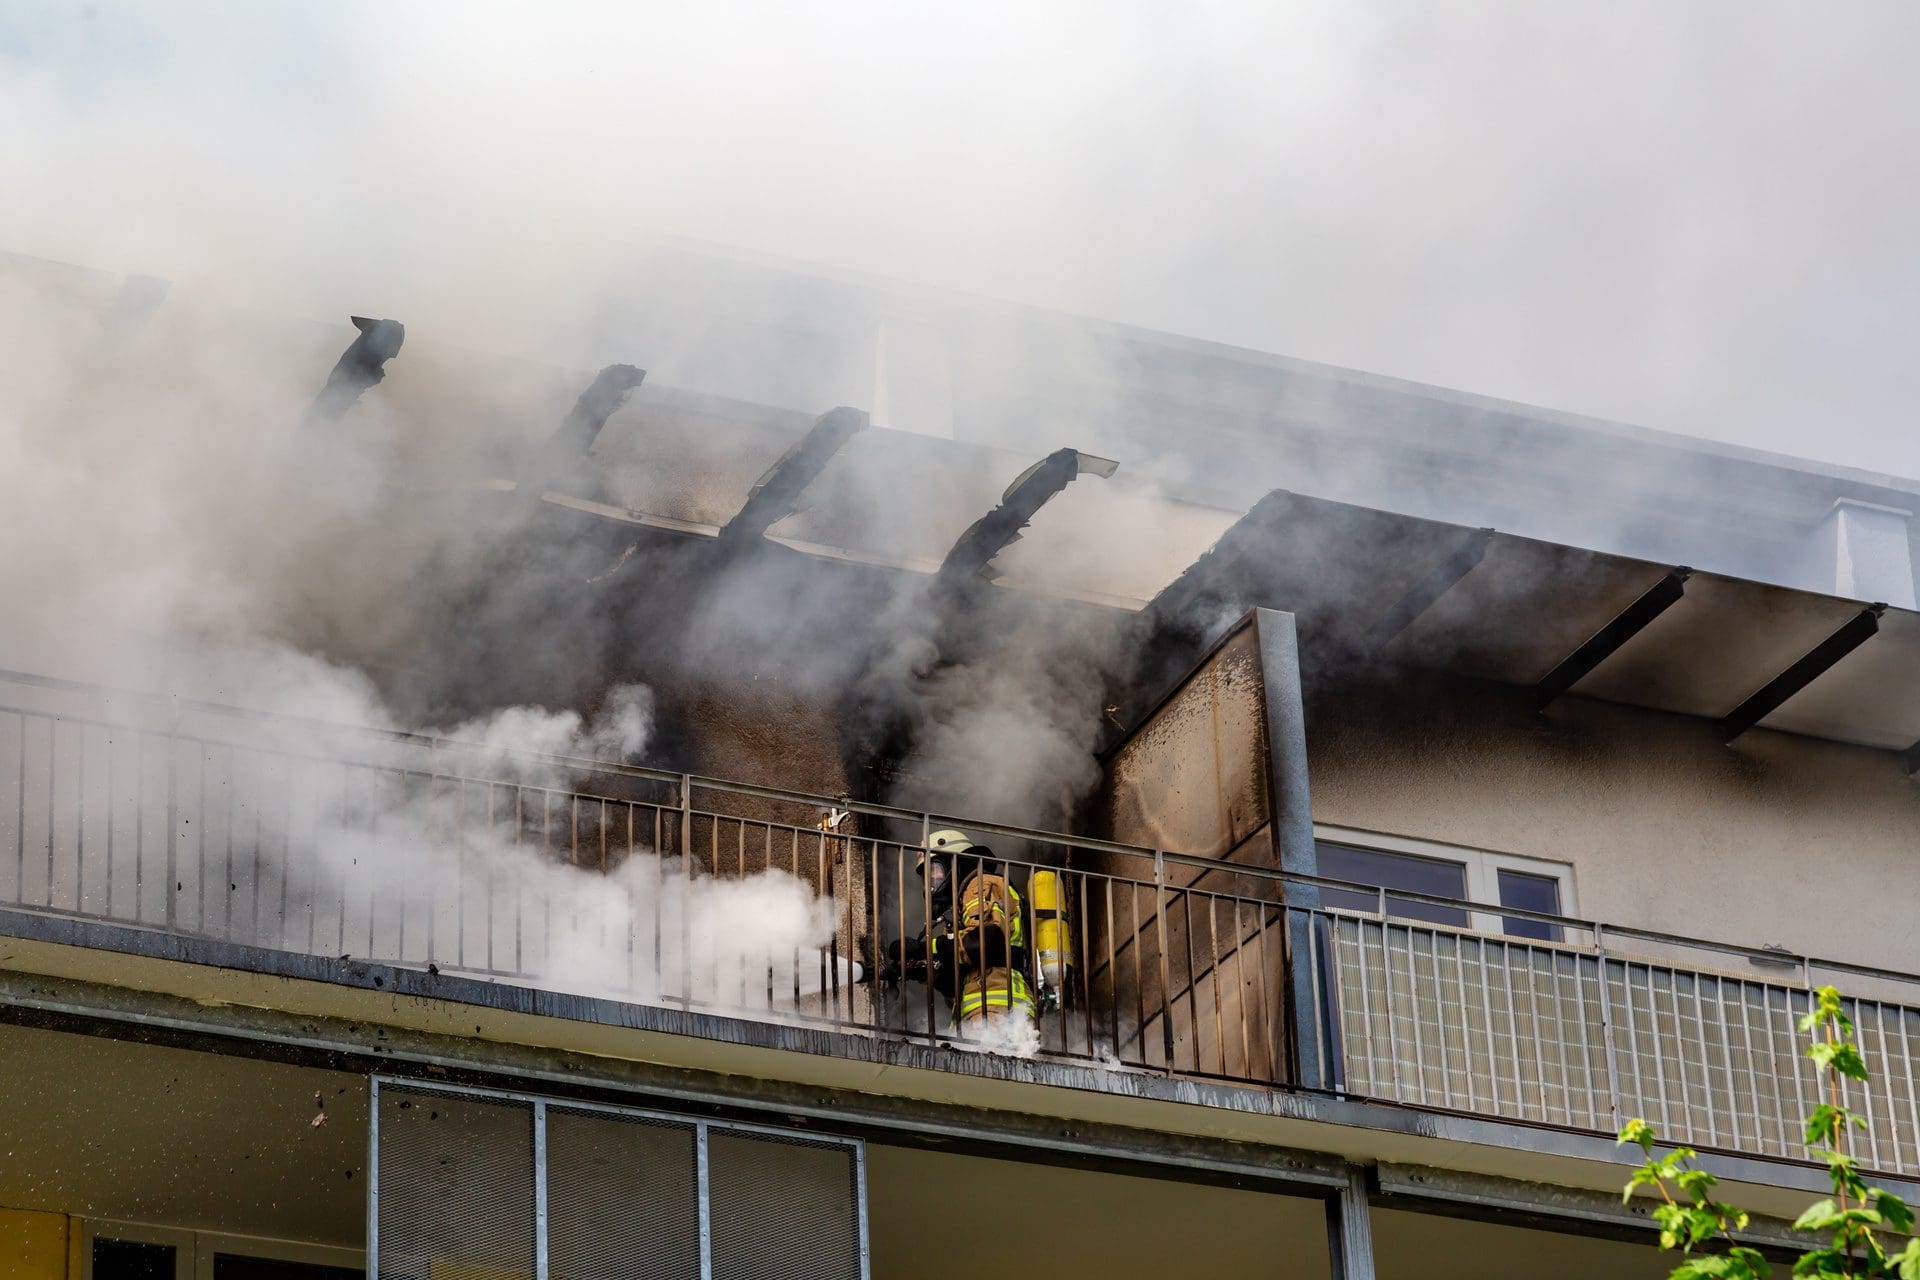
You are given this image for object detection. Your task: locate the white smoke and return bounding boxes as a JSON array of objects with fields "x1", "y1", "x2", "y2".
[{"x1": 958, "y1": 1012, "x2": 1041, "y2": 1060}]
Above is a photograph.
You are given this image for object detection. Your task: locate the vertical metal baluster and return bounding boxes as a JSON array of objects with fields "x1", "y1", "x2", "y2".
[
  {"x1": 680, "y1": 778, "x2": 693, "y2": 1009},
  {"x1": 816, "y1": 828, "x2": 835, "y2": 1024},
  {"x1": 1855, "y1": 999, "x2": 1882, "y2": 1170},
  {"x1": 1688, "y1": 972, "x2": 1720, "y2": 1148},
  {"x1": 1232, "y1": 897, "x2": 1252, "y2": 1079},
  {"x1": 1153, "y1": 851, "x2": 1175, "y2": 1074},
  {"x1": 514, "y1": 788, "x2": 526, "y2": 974},
  {"x1": 1756, "y1": 978, "x2": 1787, "y2": 1156},
  {"x1": 867, "y1": 836, "x2": 883, "y2": 1035},
  {"x1": 790, "y1": 828, "x2": 804, "y2": 1014},
  {"x1": 915, "y1": 841, "x2": 930, "y2": 1044},
  {"x1": 1874, "y1": 1002, "x2": 1900, "y2": 1171},
  {"x1": 1357, "y1": 916, "x2": 1387, "y2": 1096},
  {"x1": 1545, "y1": 946, "x2": 1572, "y2": 1124},
  {"x1": 1207, "y1": 894, "x2": 1225, "y2": 1076},
  {"x1": 1452, "y1": 928, "x2": 1477, "y2": 1114},
  {"x1": 1896, "y1": 1005, "x2": 1920, "y2": 1176},
  {"x1": 1104, "y1": 877, "x2": 1121, "y2": 1068},
  {"x1": 652, "y1": 805, "x2": 665, "y2": 1000},
  {"x1": 248, "y1": 755, "x2": 266, "y2": 946},
  {"x1": 14, "y1": 714, "x2": 26, "y2": 910},
  {"x1": 1403, "y1": 925, "x2": 1430, "y2": 1105},
  {"x1": 1590, "y1": 927, "x2": 1620, "y2": 1129},
  {"x1": 132, "y1": 735, "x2": 145, "y2": 922},
  {"x1": 1282, "y1": 901, "x2": 1297, "y2": 1090},
  {"x1": 1121, "y1": 875, "x2": 1136, "y2": 1066},
  {"x1": 1734, "y1": 980, "x2": 1766, "y2": 1154},
  {"x1": 1474, "y1": 935, "x2": 1499, "y2": 1116},
  {"x1": 43, "y1": 718, "x2": 56, "y2": 910},
  {"x1": 1516, "y1": 943, "x2": 1549, "y2": 1122},
  {"x1": 625, "y1": 804, "x2": 637, "y2": 993},
  {"x1": 103, "y1": 729, "x2": 113, "y2": 918},
  {"x1": 484, "y1": 784, "x2": 497, "y2": 973},
  {"x1": 163, "y1": 723, "x2": 178, "y2": 931},
  {"x1": 1431, "y1": 930, "x2": 1455, "y2": 1110},
  {"x1": 76, "y1": 728, "x2": 86, "y2": 915},
  {"x1": 1708, "y1": 976, "x2": 1739, "y2": 1151},
  {"x1": 1646, "y1": 967, "x2": 1676, "y2": 1135},
  {"x1": 1500, "y1": 940, "x2": 1526, "y2": 1120},
  {"x1": 1794, "y1": 961, "x2": 1818, "y2": 1134},
  {"x1": 222, "y1": 744, "x2": 235, "y2": 940},
  {"x1": 1181, "y1": 886, "x2": 1201, "y2": 1074}
]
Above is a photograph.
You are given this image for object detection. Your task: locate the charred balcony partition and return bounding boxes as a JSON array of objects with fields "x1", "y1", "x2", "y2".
[{"x1": 9, "y1": 667, "x2": 1920, "y2": 1181}]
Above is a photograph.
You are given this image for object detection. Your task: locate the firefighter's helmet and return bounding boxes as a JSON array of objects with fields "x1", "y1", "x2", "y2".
[{"x1": 916, "y1": 829, "x2": 975, "y2": 874}]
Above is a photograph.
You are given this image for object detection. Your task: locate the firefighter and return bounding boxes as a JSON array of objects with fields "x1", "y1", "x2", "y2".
[{"x1": 886, "y1": 829, "x2": 1037, "y2": 1031}]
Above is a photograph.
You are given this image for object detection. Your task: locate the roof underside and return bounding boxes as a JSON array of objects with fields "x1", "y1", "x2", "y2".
[{"x1": 1157, "y1": 492, "x2": 1920, "y2": 757}]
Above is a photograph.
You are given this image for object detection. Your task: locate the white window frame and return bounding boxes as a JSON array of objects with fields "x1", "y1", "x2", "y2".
[
  {"x1": 79, "y1": 1219, "x2": 360, "y2": 1280},
  {"x1": 1311, "y1": 823, "x2": 1578, "y2": 936}
]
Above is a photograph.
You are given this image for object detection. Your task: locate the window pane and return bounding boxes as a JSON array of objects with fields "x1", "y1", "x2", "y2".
[
  {"x1": 93, "y1": 1240, "x2": 177, "y2": 1280},
  {"x1": 1314, "y1": 843, "x2": 1469, "y2": 927},
  {"x1": 1497, "y1": 869, "x2": 1562, "y2": 941}
]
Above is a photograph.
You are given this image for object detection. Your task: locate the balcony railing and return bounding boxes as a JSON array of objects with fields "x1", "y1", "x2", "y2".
[{"x1": 3, "y1": 669, "x2": 1918, "y2": 1177}]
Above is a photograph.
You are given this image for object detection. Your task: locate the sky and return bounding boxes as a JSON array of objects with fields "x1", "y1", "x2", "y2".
[{"x1": 4, "y1": 0, "x2": 1918, "y2": 476}]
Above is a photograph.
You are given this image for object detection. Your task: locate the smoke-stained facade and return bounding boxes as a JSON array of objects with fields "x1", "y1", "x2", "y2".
[{"x1": 5, "y1": 244, "x2": 1920, "y2": 1280}]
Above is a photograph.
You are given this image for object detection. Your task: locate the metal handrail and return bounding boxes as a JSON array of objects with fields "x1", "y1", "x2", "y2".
[{"x1": 5, "y1": 665, "x2": 1915, "y2": 998}]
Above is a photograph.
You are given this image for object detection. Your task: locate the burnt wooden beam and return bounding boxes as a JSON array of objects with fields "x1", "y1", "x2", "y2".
[{"x1": 308, "y1": 315, "x2": 405, "y2": 424}]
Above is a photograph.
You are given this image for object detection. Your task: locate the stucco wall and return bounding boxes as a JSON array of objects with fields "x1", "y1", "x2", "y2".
[{"x1": 1306, "y1": 671, "x2": 1920, "y2": 976}]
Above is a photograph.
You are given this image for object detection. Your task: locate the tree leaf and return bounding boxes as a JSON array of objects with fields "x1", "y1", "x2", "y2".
[
  {"x1": 1875, "y1": 1189, "x2": 1915, "y2": 1233},
  {"x1": 1793, "y1": 1199, "x2": 1839, "y2": 1232},
  {"x1": 1620, "y1": 1118, "x2": 1657, "y2": 1151}
]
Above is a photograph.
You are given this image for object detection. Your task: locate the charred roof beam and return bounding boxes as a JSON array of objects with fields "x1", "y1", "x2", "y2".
[
  {"x1": 719, "y1": 406, "x2": 868, "y2": 546},
  {"x1": 1721, "y1": 603, "x2": 1885, "y2": 743},
  {"x1": 935, "y1": 447, "x2": 1118, "y2": 589},
  {"x1": 526, "y1": 363, "x2": 647, "y2": 493},
  {"x1": 308, "y1": 315, "x2": 405, "y2": 424},
  {"x1": 1375, "y1": 527, "x2": 1494, "y2": 650},
  {"x1": 1532, "y1": 568, "x2": 1691, "y2": 711}
]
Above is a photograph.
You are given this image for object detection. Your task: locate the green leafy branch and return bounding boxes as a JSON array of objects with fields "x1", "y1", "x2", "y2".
[{"x1": 1620, "y1": 987, "x2": 1920, "y2": 1280}]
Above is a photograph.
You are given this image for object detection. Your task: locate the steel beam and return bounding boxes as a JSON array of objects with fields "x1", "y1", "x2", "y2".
[
  {"x1": 1533, "y1": 569, "x2": 1691, "y2": 710},
  {"x1": 1325, "y1": 1165, "x2": 1377, "y2": 1280},
  {"x1": 1721, "y1": 604, "x2": 1885, "y2": 743},
  {"x1": 1376, "y1": 528, "x2": 1493, "y2": 648}
]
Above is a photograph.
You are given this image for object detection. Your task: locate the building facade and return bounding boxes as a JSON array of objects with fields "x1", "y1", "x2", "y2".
[{"x1": 3, "y1": 246, "x2": 1919, "y2": 1278}]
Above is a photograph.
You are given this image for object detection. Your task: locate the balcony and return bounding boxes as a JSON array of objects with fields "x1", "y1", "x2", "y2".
[{"x1": 3, "y1": 668, "x2": 1916, "y2": 1183}]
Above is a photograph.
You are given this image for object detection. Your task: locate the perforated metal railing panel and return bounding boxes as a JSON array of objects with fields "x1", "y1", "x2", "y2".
[
  {"x1": 372, "y1": 1080, "x2": 868, "y2": 1280},
  {"x1": 707, "y1": 1130, "x2": 861, "y2": 1280},
  {"x1": 546, "y1": 1107, "x2": 701, "y2": 1280},
  {"x1": 375, "y1": 1087, "x2": 535, "y2": 1280}
]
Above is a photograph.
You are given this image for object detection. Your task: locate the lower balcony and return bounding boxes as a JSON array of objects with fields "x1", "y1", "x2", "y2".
[{"x1": 2, "y1": 668, "x2": 1915, "y2": 1185}]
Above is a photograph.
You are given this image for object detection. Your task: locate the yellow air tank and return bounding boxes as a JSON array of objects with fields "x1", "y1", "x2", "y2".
[{"x1": 1029, "y1": 869, "x2": 1071, "y2": 994}]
